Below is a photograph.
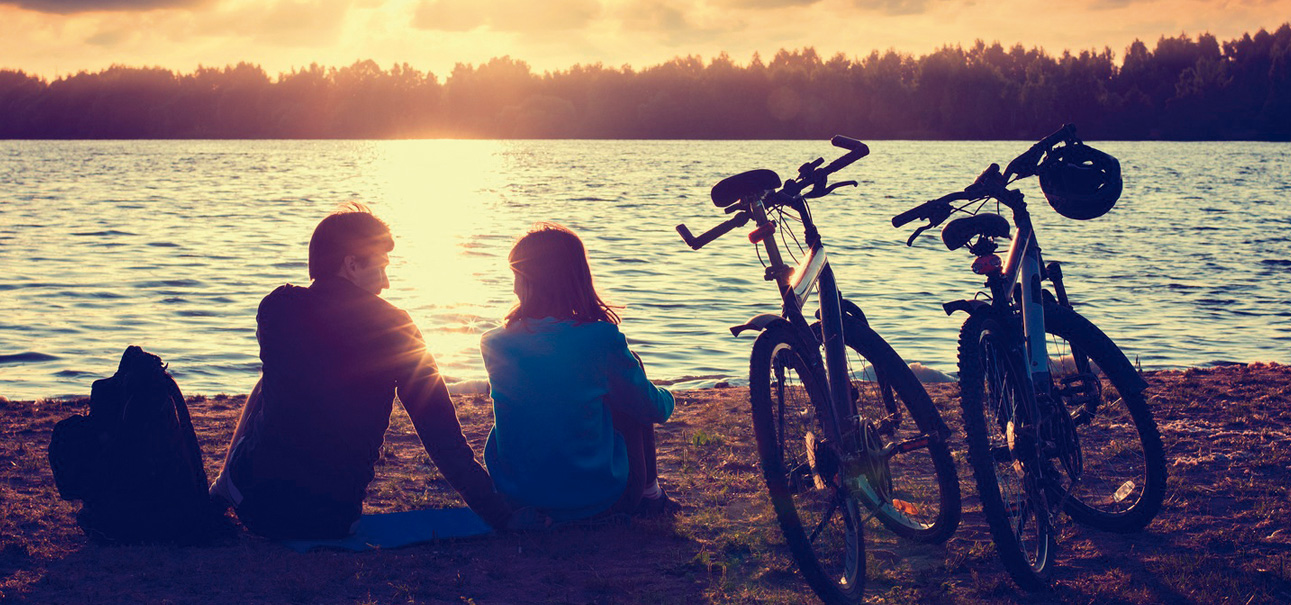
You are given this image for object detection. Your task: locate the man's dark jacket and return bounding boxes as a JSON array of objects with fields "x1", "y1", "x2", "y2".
[{"x1": 229, "y1": 276, "x2": 508, "y2": 537}]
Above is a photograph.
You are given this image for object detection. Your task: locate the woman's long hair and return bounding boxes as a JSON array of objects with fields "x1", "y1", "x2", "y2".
[{"x1": 505, "y1": 222, "x2": 620, "y2": 326}]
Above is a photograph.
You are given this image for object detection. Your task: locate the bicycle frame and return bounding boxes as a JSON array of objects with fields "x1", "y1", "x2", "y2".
[
  {"x1": 748, "y1": 191, "x2": 854, "y2": 441},
  {"x1": 990, "y1": 202, "x2": 1054, "y2": 398}
]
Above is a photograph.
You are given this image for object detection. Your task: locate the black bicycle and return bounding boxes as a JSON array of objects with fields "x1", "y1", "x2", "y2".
[
  {"x1": 678, "y1": 137, "x2": 961, "y2": 603},
  {"x1": 893, "y1": 124, "x2": 1167, "y2": 589}
]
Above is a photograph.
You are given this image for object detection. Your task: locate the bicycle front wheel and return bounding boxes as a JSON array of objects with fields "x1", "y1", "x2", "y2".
[
  {"x1": 958, "y1": 311, "x2": 1057, "y2": 591},
  {"x1": 838, "y1": 317, "x2": 961, "y2": 544},
  {"x1": 1043, "y1": 303, "x2": 1167, "y2": 533},
  {"x1": 749, "y1": 323, "x2": 865, "y2": 604}
]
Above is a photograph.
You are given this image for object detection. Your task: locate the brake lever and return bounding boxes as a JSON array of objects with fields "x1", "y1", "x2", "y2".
[
  {"x1": 906, "y1": 223, "x2": 932, "y2": 247},
  {"x1": 904, "y1": 200, "x2": 955, "y2": 246},
  {"x1": 798, "y1": 158, "x2": 824, "y2": 180},
  {"x1": 803, "y1": 180, "x2": 857, "y2": 199}
]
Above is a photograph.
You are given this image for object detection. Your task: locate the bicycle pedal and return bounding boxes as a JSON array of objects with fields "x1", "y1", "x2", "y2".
[{"x1": 1057, "y1": 372, "x2": 1102, "y2": 407}]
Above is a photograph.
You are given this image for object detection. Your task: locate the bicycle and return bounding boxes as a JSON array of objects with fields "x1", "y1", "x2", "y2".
[
  {"x1": 676, "y1": 137, "x2": 961, "y2": 604},
  {"x1": 892, "y1": 124, "x2": 1167, "y2": 589}
]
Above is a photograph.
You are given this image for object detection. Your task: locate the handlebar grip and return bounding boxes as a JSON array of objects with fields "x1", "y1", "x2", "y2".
[
  {"x1": 819, "y1": 145, "x2": 869, "y2": 177},
  {"x1": 1005, "y1": 124, "x2": 1079, "y2": 180},
  {"x1": 830, "y1": 135, "x2": 867, "y2": 152},
  {"x1": 676, "y1": 212, "x2": 751, "y2": 250},
  {"x1": 893, "y1": 192, "x2": 969, "y2": 228},
  {"x1": 892, "y1": 204, "x2": 927, "y2": 228}
]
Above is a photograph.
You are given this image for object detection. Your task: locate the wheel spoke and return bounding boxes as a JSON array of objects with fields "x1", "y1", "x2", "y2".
[
  {"x1": 807, "y1": 491, "x2": 840, "y2": 543},
  {"x1": 750, "y1": 325, "x2": 866, "y2": 601}
]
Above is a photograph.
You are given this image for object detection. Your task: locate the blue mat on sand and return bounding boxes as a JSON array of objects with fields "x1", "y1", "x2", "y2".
[{"x1": 282, "y1": 508, "x2": 494, "y2": 552}]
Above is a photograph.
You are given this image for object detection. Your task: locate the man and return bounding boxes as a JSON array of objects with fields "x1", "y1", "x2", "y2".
[{"x1": 210, "y1": 205, "x2": 510, "y2": 538}]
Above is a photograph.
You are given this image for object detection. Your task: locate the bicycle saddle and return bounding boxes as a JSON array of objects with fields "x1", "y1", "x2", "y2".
[
  {"x1": 711, "y1": 169, "x2": 781, "y2": 208},
  {"x1": 941, "y1": 214, "x2": 1011, "y2": 251}
]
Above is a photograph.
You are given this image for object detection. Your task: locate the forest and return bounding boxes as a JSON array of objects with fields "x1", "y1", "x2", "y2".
[{"x1": 1, "y1": 24, "x2": 1288, "y2": 140}]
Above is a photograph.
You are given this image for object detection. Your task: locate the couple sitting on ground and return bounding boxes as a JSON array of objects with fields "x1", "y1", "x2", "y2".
[{"x1": 208, "y1": 205, "x2": 676, "y2": 539}]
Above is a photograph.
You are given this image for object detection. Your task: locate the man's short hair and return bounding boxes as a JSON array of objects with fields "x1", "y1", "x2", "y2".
[{"x1": 308, "y1": 204, "x2": 394, "y2": 280}]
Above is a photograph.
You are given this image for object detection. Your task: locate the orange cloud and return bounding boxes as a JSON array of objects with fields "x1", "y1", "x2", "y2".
[{"x1": 412, "y1": 0, "x2": 600, "y2": 32}]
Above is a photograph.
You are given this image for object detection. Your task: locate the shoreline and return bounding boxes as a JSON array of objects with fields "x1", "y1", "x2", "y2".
[
  {"x1": 3, "y1": 361, "x2": 1290, "y2": 602},
  {"x1": 5, "y1": 360, "x2": 1285, "y2": 404}
]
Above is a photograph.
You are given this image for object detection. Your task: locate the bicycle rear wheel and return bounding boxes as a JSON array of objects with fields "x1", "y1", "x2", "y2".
[
  {"x1": 836, "y1": 317, "x2": 961, "y2": 544},
  {"x1": 749, "y1": 323, "x2": 865, "y2": 604},
  {"x1": 957, "y1": 311, "x2": 1057, "y2": 591},
  {"x1": 1043, "y1": 303, "x2": 1167, "y2": 533}
]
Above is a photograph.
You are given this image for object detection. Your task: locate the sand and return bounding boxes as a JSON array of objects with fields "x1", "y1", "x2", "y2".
[{"x1": 2, "y1": 363, "x2": 1290, "y2": 603}]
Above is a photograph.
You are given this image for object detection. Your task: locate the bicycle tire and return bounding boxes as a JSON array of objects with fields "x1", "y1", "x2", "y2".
[
  {"x1": 749, "y1": 322, "x2": 865, "y2": 604},
  {"x1": 1042, "y1": 303, "x2": 1167, "y2": 533},
  {"x1": 836, "y1": 317, "x2": 961, "y2": 544},
  {"x1": 957, "y1": 310, "x2": 1057, "y2": 591}
]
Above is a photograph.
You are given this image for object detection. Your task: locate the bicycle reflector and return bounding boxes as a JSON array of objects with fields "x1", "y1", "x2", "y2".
[
  {"x1": 749, "y1": 222, "x2": 776, "y2": 243},
  {"x1": 972, "y1": 254, "x2": 1003, "y2": 275}
]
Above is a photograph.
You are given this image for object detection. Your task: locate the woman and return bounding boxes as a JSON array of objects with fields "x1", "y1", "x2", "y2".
[{"x1": 481, "y1": 222, "x2": 675, "y2": 522}]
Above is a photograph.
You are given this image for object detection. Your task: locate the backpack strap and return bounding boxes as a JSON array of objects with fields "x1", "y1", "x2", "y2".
[{"x1": 165, "y1": 373, "x2": 211, "y2": 490}]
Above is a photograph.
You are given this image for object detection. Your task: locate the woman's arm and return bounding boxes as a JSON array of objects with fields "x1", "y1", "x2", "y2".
[{"x1": 604, "y1": 326, "x2": 674, "y2": 425}]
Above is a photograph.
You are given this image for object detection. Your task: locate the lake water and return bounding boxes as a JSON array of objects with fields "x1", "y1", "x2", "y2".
[{"x1": 2, "y1": 139, "x2": 1289, "y2": 400}]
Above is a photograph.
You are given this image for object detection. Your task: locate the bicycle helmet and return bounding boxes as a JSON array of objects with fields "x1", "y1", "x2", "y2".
[{"x1": 1038, "y1": 143, "x2": 1122, "y2": 220}]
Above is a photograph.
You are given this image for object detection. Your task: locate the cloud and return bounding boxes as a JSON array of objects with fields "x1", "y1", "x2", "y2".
[
  {"x1": 253, "y1": 0, "x2": 354, "y2": 44},
  {"x1": 849, "y1": 0, "x2": 933, "y2": 15},
  {"x1": 412, "y1": 0, "x2": 600, "y2": 33},
  {"x1": 0, "y1": 0, "x2": 207, "y2": 14},
  {"x1": 172, "y1": 0, "x2": 357, "y2": 47},
  {"x1": 613, "y1": 0, "x2": 731, "y2": 43},
  {"x1": 84, "y1": 26, "x2": 132, "y2": 45},
  {"x1": 711, "y1": 0, "x2": 818, "y2": 8}
]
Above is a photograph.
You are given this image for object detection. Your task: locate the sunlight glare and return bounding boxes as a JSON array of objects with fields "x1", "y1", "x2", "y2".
[{"x1": 371, "y1": 140, "x2": 517, "y2": 376}]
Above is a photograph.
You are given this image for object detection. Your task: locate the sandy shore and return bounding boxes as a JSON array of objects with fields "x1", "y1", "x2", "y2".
[{"x1": 3, "y1": 363, "x2": 1290, "y2": 603}]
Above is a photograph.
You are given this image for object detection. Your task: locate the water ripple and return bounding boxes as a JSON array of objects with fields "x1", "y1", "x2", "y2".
[{"x1": 1, "y1": 139, "x2": 1288, "y2": 399}]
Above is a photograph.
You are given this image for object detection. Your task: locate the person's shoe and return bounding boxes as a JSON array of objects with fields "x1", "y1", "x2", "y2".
[{"x1": 637, "y1": 490, "x2": 683, "y2": 517}]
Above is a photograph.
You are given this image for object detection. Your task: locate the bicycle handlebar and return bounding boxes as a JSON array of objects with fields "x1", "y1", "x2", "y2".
[
  {"x1": 678, "y1": 135, "x2": 866, "y2": 250},
  {"x1": 817, "y1": 136, "x2": 869, "y2": 180},
  {"x1": 1003, "y1": 123, "x2": 1077, "y2": 180},
  {"x1": 891, "y1": 192, "x2": 969, "y2": 228},
  {"x1": 677, "y1": 211, "x2": 751, "y2": 250},
  {"x1": 892, "y1": 124, "x2": 1081, "y2": 247},
  {"x1": 831, "y1": 135, "x2": 866, "y2": 152}
]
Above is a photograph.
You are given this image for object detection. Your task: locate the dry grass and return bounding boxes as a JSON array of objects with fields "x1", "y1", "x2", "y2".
[{"x1": 3, "y1": 363, "x2": 1290, "y2": 604}]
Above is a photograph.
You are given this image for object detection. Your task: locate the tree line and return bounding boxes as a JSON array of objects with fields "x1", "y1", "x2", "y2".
[{"x1": 1, "y1": 24, "x2": 1288, "y2": 140}]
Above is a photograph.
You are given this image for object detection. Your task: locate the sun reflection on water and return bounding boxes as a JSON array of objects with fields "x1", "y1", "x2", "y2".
[{"x1": 368, "y1": 140, "x2": 521, "y2": 378}]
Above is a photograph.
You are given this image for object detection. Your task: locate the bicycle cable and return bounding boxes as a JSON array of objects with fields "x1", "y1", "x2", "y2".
[
  {"x1": 777, "y1": 207, "x2": 803, "y2": 266},
  {"x1": 781, "y1": 206, "x2": 807, "y2": 260}
]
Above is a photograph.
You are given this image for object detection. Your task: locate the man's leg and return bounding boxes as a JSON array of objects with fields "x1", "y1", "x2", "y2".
[{"x1": 234, "y1": 482, "x2": 359, "y2": 540}]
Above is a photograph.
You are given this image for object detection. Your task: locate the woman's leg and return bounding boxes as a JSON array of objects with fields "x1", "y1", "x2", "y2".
[
  {"x1": 210, "y1": 377, "x2": 263, "y2": 506},
  {"x1": 220, "y1": 377, "x2": 263, "y2": 468},
  {"x1": 608, "y1": 412, "x2": 660, "y2": 514}
]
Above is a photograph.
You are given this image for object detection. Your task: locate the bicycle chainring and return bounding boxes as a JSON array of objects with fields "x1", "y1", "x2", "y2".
[
  {"x1": 1057, "y1": 371, "x2": 1103, "y2": 425},
  {"x1": 1040, "y1": 394, "x2": 1083, "y2": 483}
]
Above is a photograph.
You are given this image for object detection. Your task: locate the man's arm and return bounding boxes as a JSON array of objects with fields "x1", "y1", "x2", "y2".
[{"x1": 397, "y1": 333, "x2": 511, "y2": 529}]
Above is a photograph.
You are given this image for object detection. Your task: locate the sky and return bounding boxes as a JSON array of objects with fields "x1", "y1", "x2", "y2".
[{"x1": 1, "y1": 0, "x2": 1288, "y2": 80}]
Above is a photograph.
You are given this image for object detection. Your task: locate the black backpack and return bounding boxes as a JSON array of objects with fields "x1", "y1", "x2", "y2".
[{"x1": 48, "y1": 346, "x2": 230, "y2": 544}]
